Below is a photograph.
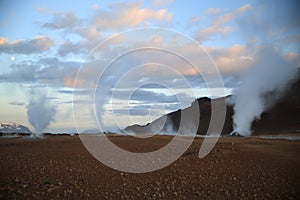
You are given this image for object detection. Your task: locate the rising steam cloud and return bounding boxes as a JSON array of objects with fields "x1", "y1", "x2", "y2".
[
  {"x1": 233, "y1": 47, "x2": 298, "y2": 136},
  {"x1": 26, "y1": 90, "x2": 56, "y2": 136}
]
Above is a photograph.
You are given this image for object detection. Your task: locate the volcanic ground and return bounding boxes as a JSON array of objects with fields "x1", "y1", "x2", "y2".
[{"x1": 0, "y1": 135, "x2": 299, "y2": 199}]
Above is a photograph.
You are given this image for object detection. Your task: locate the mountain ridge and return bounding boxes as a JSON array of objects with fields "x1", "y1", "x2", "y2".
[
  {"x1": 125, "y1": 77, "x2": 300, "y2": 136},
  {"x1": 0, "y1": 122, "x2": 32, "y2": 135}
]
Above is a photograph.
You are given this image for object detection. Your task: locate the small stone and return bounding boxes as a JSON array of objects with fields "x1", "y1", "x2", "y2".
[{"x1": 47, "y1": 188, "x2": 53, "y2": 192}]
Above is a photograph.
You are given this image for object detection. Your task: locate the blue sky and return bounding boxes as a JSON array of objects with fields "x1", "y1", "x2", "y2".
[{"x1": 0, "y1": 0, "x2": 299, "y2": 133}]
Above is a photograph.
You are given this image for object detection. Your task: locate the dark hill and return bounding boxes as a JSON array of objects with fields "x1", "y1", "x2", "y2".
[{"x1": 125, "y1": 77, "x2": 300, "y2": 136}]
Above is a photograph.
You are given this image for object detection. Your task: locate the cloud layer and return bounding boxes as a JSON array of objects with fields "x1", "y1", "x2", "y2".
[{"x1": 0, "y1": 1, "x2": 299, "y2": 131}]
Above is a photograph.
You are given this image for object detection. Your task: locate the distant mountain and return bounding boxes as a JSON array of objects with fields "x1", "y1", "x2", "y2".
[
  {"x1": 0, "y1": 122, "x2": 32, "y2": 135},
  {"x1": 125, "y1": 77, "x2": 300, "y2": 136},
  {"x1": 124, "y1": 96, "x2": 232, "y2": 135}
]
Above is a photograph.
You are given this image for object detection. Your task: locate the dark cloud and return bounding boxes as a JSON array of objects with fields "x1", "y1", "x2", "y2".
[
  {"x1": 56, "y1": 88, "x2": 91, "y2": 95},
  {"x1": 110, "y1": 101, "x2": 180, "y2": 117},
  {"x1": 0, "y1": 61, "x2": 38, "y2": 82},
  {"x1": 57, "y1": 41, "x2": 84, "y2": 57},
  {"x1": 111, "y1": 89, "x2": 183, "y2": 103},
  {"x1": 131, "y1": 90, "x2": 179, "y2": 103},
  {"x1": 8, "y1": 101, "x2": 25, "y2": 106},
  {"x1": 57, "y1": 38, "x2": 103, "y2": 57},
  {"x1": 132, "y1": 103, "x2": 177, "y2": 110},
  {"x1": 0, "y1": 57, "x2": 80, "y2": 85}
]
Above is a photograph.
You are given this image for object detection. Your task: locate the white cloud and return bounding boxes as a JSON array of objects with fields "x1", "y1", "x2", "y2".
[
  {"x1": 91, "y1": 4, "x2": 100, "y2": 11},
  {"x1": 75, "y1": 26, "x2": 102, "y2": 41},
  {"x1": 204, "y1": 8, "x2": 221, "y2": 15},
  {"x1": 152, "y1": 0, "x2": 173, "y2": 7}
]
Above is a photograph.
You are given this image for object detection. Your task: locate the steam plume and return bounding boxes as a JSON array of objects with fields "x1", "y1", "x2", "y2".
[
  {"x1": 233, "y1": 47, "x2": 298, "y2": 136},
  {"x1": 26, "y1": 90, "x2": 56, "y2": 136}
]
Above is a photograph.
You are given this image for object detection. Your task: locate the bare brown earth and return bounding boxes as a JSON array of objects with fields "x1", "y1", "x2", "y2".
[{"x1": 0, "y1": 135, "x2": 299, "y2": 199}]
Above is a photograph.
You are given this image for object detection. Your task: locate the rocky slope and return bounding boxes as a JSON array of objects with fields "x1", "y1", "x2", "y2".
[{"x1": 125, "y1": 77, "x2": 300, "y2": 136}]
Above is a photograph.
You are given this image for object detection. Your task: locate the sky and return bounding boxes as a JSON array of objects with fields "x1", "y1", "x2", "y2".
[{"x1": 0, "y1": 0, "x2": 299, "y2": 133}]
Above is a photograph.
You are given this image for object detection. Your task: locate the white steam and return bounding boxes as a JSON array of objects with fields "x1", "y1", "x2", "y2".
[
  {"x1": 26, "y1": 91, "x2": 56, "y2": 136},
  {"x1": 233, "y1": 47, "x2": 298, "y2": 136}
]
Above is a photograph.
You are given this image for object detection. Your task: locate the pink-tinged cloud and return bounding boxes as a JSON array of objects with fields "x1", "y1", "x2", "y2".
[
  {"x1": 0, "y1": 36, "x2": 53, "y2": 54},
  {"x1": 92, "y1": 2, "x2": 172, "y2": 30},
  {"x1": 207, "y1": 44, "x2": 254, "y2": 73},
  {"x1": 195, "y1": 4, "x2": 251, "y2": 42}
]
